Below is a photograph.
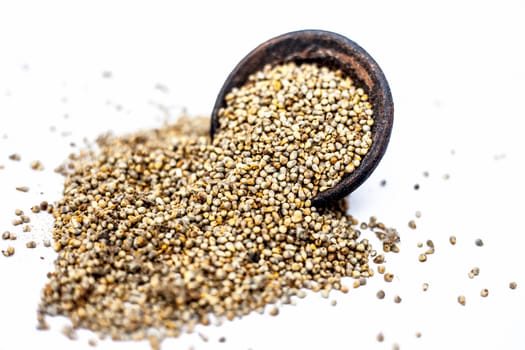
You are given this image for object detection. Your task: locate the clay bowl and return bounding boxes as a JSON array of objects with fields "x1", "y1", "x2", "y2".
[{"x1": 210, "y1": 29, "x2": 393, "y2": 206}]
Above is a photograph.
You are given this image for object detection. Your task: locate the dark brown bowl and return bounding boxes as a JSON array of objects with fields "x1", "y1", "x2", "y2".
[{"x1": 211, "y1": 29, "x2": 393, "y2": 206}]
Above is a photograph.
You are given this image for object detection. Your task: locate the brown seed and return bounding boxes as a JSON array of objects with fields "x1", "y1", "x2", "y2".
[
  {"x1": 449, "y1": 235, "x2": 457, "y2": 245},
  {"x1": 376, "y1": 332, "x2": 384, "y2": 342},
  {"x1": 30, "y1": 160, "x2": 45, "y2": 171},
  {"x1": 39, "y1": 201, "x2": 49, "y2": 211},
  {"x1": 376, "y1": 290, "x2": 386, "y2": 299},
  {"x1": 26, "y1": 240, "x2": 37, "y2": 249},
  {"x1": 373, "y1": 254, "x2": 385, "y2": 264},
  {"x1": 457, "y1": 295, "x2": 466, "y2": 306},
  {"x1": 377, "y1": 265, "x2": 386, "y2": 274},
  {"x1": 393, "y1": 295, "x2": 402, "y2": 303},
  {"x1": 384, "y1": 273, "x2": 394, "y2": 283},
  {"x1": 422, "y1": 282, "x2": 429, "y2": 291},
  {"x1": 415, "y1": 331, "x2": 422, "y2": 338},
  {"x1": 2, "y1": 246, "x2": 15, "y2": 257},
  {"x1": 468, "y1": 267, "x2": 480, "y2": 279},
  {"x1": 15, "y1": 186, "x2": 30, "y2": 192},
  {"x1": 8, "y1": 153, "x2": 21, "y2": 161},
  {"x1": 480, "y1": 288, "x2": 489, "y2": 297},
  {"x1": 268, "y1": 306, "x2": 279, "y2": 316},
  {"x1": 509, "y1": 282, "x2": 517, "y2": 290},
  {"x1": 1, "y1": 231, "x2": 10, "y2": 240},
  {"x1": 418, "y1": 254, "x2": 427, "y2": 262},
  {"x1": 408, "y1": 220, "x2": 416, "y2": 229}
]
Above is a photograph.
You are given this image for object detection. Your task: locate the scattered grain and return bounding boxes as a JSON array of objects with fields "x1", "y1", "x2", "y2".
[
  {"x1": 377, "y1": 332, "x2": 384, "y2": 342},
  {"x1": 268, "y1": 306, "x2": 280, "y2": 317},
  {"x1": 198, "y1": 333, "x2": 209, "y2": 342},
  {"x1": 384, "y1": 273, "x2": 394, "y2": 283},
  {"x1": 30, "y1": 160, "x2": 45, "y2": 171},
  {"x1": 8, "y1": 153, "x2": 21, "y2": 161},
  {"x1": 468, "y1": 267, "x2": 480, "y2": 279},
  {"x1": 2, "y1": 246, "x2": 15, "y2": 257},
  {"x1": 457, "y1": 295, "x2": 466, "y2": 306}
]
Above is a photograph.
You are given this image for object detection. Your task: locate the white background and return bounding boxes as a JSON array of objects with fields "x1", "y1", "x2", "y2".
[{"x1": 1, "y1": 1, "x2": 524, "y2": 349}]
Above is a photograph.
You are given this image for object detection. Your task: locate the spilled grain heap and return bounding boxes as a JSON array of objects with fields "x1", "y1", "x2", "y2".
[{"x1": 38, "y1": 63, "x2": 388, "y2": 342}]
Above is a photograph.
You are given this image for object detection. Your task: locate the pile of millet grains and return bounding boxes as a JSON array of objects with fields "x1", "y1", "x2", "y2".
[{"x1": 36, "y1": 62, "x2": 398, "y2": 343}]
